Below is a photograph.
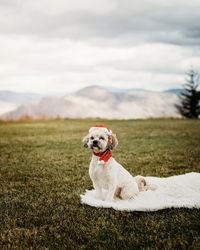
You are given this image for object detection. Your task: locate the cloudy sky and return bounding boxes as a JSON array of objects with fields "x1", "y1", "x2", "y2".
[{"x1": 0, "y1": 0, "x2": 200, "y2": 94}]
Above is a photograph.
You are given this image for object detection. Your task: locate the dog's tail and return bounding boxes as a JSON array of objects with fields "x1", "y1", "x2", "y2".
[{"x1": 135, "y1": 176, "x2": 158, "y2": 191}]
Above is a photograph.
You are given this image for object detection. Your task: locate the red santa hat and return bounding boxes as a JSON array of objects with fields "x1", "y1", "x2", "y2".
[{"x1": 89, "y1": 124, "x2": 112, "y2": 139}]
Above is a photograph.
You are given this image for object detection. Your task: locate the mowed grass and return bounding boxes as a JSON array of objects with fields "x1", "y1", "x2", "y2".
[{"x1": 0, "y1": 118, "x2": 200, "y2": 249}]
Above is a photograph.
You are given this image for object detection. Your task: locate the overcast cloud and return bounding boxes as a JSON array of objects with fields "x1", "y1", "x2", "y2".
[{"x1": 0, "y1": 0, "x2": 200, "y2": 94}]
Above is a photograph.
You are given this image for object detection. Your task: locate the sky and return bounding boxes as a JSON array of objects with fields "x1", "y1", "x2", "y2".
[{"x1": 0, "y1": 0, "x2": 200, "y2": 94}]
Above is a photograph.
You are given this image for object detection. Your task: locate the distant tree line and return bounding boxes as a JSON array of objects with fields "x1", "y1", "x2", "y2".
[{"x1": 176, "y1": 69, "x2": 200, "y2": 119}]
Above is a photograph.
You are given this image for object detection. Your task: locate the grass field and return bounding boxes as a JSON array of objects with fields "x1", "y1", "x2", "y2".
[{"x1": 0, "y1": 118, "x2": 200, "y2": 249}]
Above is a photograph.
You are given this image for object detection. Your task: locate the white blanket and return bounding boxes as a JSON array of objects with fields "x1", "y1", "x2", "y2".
[{"x1": 80, "y1": 172, "x2": 200, "y2": 212}]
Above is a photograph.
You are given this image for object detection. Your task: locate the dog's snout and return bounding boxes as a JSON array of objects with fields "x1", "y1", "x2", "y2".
[{"x1": 93, "y1": 140, "x2": 98, "y2": 145}]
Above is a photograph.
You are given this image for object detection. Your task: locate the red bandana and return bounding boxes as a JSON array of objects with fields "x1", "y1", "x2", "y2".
[{"x1": 93, "y1": 149, "x2": 112, "y2": 164}]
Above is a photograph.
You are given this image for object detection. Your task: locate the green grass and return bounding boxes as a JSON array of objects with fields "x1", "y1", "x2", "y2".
[{"x1": 0, "y1": 118, "x2": 200, "y2": 249}]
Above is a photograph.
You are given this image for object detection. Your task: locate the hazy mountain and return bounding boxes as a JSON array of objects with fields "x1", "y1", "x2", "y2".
[
  {"x1": 0, "y1": 90, "x2": 44, "y2": 115},
  {"x1": 2, "y1": 85, "x2": 180, "y2": 119},
  {"x1": 0, "y1": 91, "x2": 43, "y2": 104},
  {"x1": 105, "y1": 87, "x2": 149, "y2": 93},
  {"x1": 0, "y1": 101, "x2": 19, "y2": 115},
  {"x1": 0, "y1": 90, "x2": 68, "y2": 115},
  {"x1": 165, "y1": 88, "x2": 183, "y2": 95}
]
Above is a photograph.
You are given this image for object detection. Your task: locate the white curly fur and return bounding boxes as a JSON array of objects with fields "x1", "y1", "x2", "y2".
[{"x1": 83, "y1": 127, "x2": 156, "y2": 202}]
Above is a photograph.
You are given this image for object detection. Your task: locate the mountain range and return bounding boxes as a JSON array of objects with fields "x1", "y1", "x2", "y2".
[
  {"x1": 0, "y1": 91, "x2": 42, "y2": 115},
  {"x1": 0, "y1": 86, "x2": 181, "y2": 119}
]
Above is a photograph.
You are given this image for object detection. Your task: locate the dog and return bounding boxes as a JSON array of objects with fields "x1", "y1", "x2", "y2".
[{"x1": 83, "y1": 125, "x2": 157, "y2": 202}]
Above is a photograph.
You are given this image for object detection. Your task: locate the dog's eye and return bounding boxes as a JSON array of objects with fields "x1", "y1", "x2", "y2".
[
  {"x1": 100, "y1": 137, "x2": 104, "y2": 140},
  {"x1": 91, "y1": 136, "x2": 94, "y2": 140}
]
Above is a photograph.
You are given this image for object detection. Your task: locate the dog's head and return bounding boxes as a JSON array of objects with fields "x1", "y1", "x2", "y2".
[{"x1": 82, "y1": 125, "x2": 118, "y2": 153}]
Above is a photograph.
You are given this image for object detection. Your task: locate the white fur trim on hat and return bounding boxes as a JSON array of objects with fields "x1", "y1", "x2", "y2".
[{"x1": 89, "y1": 126, "x2": 112, "y2": 136}]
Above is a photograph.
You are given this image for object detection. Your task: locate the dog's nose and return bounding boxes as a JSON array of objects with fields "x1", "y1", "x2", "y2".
[{"x1": 93, "y1": 140, "x2": 98, "y2": 145}]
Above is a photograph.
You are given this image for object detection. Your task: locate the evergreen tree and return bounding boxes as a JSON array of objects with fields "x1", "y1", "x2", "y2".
[{"x1": 176, "y1": 69, "x2": 200, "y2": 118}]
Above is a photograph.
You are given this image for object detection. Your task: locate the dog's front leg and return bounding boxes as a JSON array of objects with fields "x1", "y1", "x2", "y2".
[
  {"x1": 93, "y1": 182, "x2": 104, "y2": 200},
  {"x1": 105, "y1": 184, "x2": 116, "y2": 202}
]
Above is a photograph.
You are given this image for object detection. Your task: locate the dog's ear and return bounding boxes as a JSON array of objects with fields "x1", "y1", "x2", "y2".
[
  {"x1": 108, "y1": 133, "x2": 118, "y2": 150},
  {"x1": 82, "y1": 134, "x2": 89, "y2": 148}
]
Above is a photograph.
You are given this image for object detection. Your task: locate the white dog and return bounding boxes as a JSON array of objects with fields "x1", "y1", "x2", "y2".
[{"x1": 83, "y1": 125, "x2": 157, "y2": 202}]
